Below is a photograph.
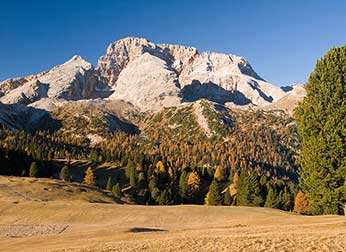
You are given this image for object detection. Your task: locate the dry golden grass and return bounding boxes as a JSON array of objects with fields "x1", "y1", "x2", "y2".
[{"x1": 0, "y1": 176, "x2": 345, "y2": 252}]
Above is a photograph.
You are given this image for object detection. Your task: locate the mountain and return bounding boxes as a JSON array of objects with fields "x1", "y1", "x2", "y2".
[
  {"x1": 0, "y1": 37, "x2": 303, "y2": 112},
  {"x1": 0, "y1": 37, "x2": 303, "y2": 212},
  {"x1": 0, "y1": 55, "x2": 105, "y2": 105},
  {"x1": 263, "y1": 85, "x2": 306, "y2": 115},
  {"x1": 98, "y1": 37, "x2": 288, "y2": 110},
  {"x1": 0, "y1": 37, "x2": 305, "y2": 138}
]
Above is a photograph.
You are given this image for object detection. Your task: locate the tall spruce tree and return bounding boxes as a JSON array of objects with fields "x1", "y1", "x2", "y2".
[
  {"x1": 125, "y1": 160, "x2": 137, "y2": 188},
  {"x1": 295, "y1": 46, "x2": 346, "y2": 215},
  {"x1": 106, "y1": 176, "x2": 113, "y2": 191},
  {"x1": 248, "y1": 173, "x2": 265, "y2": 206},
  {"x1": 112, "y1": 183, "x2": 122, "y2": 198},
  {"x1": 236, "y1": 169, "x2": 250, "y2": 206},
  {"x1": 206, "y1": 180, "x2": 223, "y2": 205},
  {"x1": 265, "y1": 186, "x2": 280, "y2": 209},
  {"x1": 223, "y1": 187, "x2": 233, "y2": 205}
]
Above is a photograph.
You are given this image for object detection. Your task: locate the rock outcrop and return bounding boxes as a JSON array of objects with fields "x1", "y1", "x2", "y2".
[
  {"x1": 97, "y1": 37, "x2": 288, "y2": 110},
  {"x1": 263, "y1": 84, "x2": 306, "y2": 114},
  {"x1": 109, "y1": 53, "x2": 181, "y2": 110},
  {"x1": 0, "y1": 55, "x2": 103, "y2": 105}
]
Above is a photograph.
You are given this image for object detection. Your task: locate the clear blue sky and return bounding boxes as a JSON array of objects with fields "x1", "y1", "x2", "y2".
[{"x1": 1, "y1": 0, "x2": 346, "y2": 86}]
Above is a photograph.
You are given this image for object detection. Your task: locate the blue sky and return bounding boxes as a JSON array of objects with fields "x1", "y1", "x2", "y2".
[{"x1": 1, "y1": 0, "x2": 346, "y2": 86}]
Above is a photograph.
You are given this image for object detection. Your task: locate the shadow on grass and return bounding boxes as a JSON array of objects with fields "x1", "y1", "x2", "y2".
[{"x1": 127, "y1": 227, "x2": 167, "y2": 233}]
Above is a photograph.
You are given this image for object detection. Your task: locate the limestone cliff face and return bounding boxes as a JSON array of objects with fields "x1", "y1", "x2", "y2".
[
  {"x1": 96, "y1": 37, "x2": 157, "y2": 87},
  {"x1": 0, "y1": 56, "x2": 103, "y2": 105},
  {"x1": 96, "y1": 37, "x2": 199, "y2": 87},
  {"x1": 108, "y1": 53, "x2": 181, "y2": 110},
  {"x1": 97, "y1": 37, "x2": 287, "y2": 110},
  {"x1": 157, "y1": 43, "x2": 198, "y2": 74},
  {"x1": 0, "y1": 75, "x2": 40, "y2": 98}
]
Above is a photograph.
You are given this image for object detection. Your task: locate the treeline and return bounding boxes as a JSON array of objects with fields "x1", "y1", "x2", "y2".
[
  {"x1": 0, "y1": 114, "x2": 299, "y2": 211},
  {"x1": 108, "y1": 157, "x2": 298, "y2": 210}
]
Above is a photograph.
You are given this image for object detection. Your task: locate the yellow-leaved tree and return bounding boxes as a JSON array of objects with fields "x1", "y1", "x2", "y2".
[{"x1": 83, "y1": 167, "x2": 95, "y2": 186}]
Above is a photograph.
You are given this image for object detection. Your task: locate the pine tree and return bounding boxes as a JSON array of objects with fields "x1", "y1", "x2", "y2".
[
  {"x1": 29, "y1": 162, "x2": 39, "y2": 178},
  {"x1": 179, "y1": 169, "x2": 190, "y2": 201},
  {"x1": 149, "y1": 176, "x2": 160, "y2": 200},
  {"x1": 206, "y1": 180, "x2": 223, "y2": 205},
  {"x1": 264, "y1": 186, "x2": 280, "y2": 209},
  {"x1": 158, "y1": 189, "x2": 171, "y2": 205},
  {"x1": 59, "y1": 165, "x2": 70, "y2": 181},
  {"x1": 295, "y1": 46, "x2": 346, "y2": 215},
  {"x1": 112, "y1": 183, "x2": 122, "y2": 198},
  {"x1": 89, "y1": 149, "x2": 99, "y2": 163},
  {"x1": 223, "y1": 186, "x2": 232, "y2": 205},
  {"x1": 137, "y1": 172, "x2": 146, "y2": 187},
  {"x1": 83, "y1": 167, "x2": 95, "y2": 186},
  {"x1": 248, "y1": 173, "x2": 264, "y2": 206},
  {"x1": 126, "y1": 160, "x2": 137, "y2": 188},
  {"x1": 280, "y1": 186, "x2": 293, "y2": 211},
  {"x1": 236, "y1": 169, "x2": 250, "y2": 206},
  {"x1": 106, "y1": 176, "x2": 113, "y2": 191}
]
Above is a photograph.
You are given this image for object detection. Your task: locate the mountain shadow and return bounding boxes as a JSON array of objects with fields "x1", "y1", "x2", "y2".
[
  {"x1": 106, "y1": 113, "x2": 140, "y2": 135},
  {"x1": 248, "y1": 80, "x2": 273, "y2": 103},
  {"x1": 280, "y1": 86, "x2": 293, "y2": 92},
  {"x1": 180, "y1": 80, "x2": 252, "y2": 105},
  {"x1": 0, "y1": 103, "x2": 62, "y2": 133}
]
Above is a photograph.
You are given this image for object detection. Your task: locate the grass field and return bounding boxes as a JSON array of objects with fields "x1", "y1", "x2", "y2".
[{"x1": 0, "y1": 176, "x2": 345, "y2": 252}]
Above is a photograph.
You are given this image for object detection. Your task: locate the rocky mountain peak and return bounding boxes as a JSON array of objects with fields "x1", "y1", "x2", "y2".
[
  {"x1": 97, "y1": 37, "x2": 287, "y2": 110},
  {"x1": 0, "y1": 55, "x2": 102, "y2": 105},
  {"x1": 97, "y1": 37, "x2": 156, "y2": 86},
  {"x1": 0, "y1": 36, "x2": 304, "y2": 113}
]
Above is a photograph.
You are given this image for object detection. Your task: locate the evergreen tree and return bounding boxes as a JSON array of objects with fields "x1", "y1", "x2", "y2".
[
  {"x1": 106, "y1": 176, "x2": 113, "y2": 191},
  {"x1": 137, "y1": 172, "x2": 146, "y2": 187},
  {"x1": 112, "y1": 183, "x2": 122, "y2": 198},
  {"x1": 223, "y1": 186, "x2": 232, "y2": 205},
  {"x1": 236, "y1": 169, "x2": 250, "y2": 205},
  {"x1": 29, "y1": 162, "x2": 39, "y2": 178},
  {"x1": 125, "y1": 160, "x2": 137, "y2": 187},
  {"x1": 83, "y1": 167, "x2": 95, "y2": 186},
  {"x1": 206, "y1": 180, "x2": 223, "y2": 205},
  {"x1": 248, "y1": 173, "x2": 265, "y2": 206},
  {"x1": 265, "y1": 186, "x2": 280, "y2": 209},
  {"x1": 295, "y1": 46, "x2": 346, "y2": 215},
  {"x1": 280, "y1": 186, "x2": 293, "y2": 211},
  {"x1": 158, "y1": 189, "x2": 171, "y2": 205},
  {"x1": 89, "y1": 149, "x2": 99, "y2": 163},
  {"x1": 149, "y1": 176, "x2": 160, "y2": 200},
  {"x1": 179, "y1": 169, "x2": 190, "y2": 201}
]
